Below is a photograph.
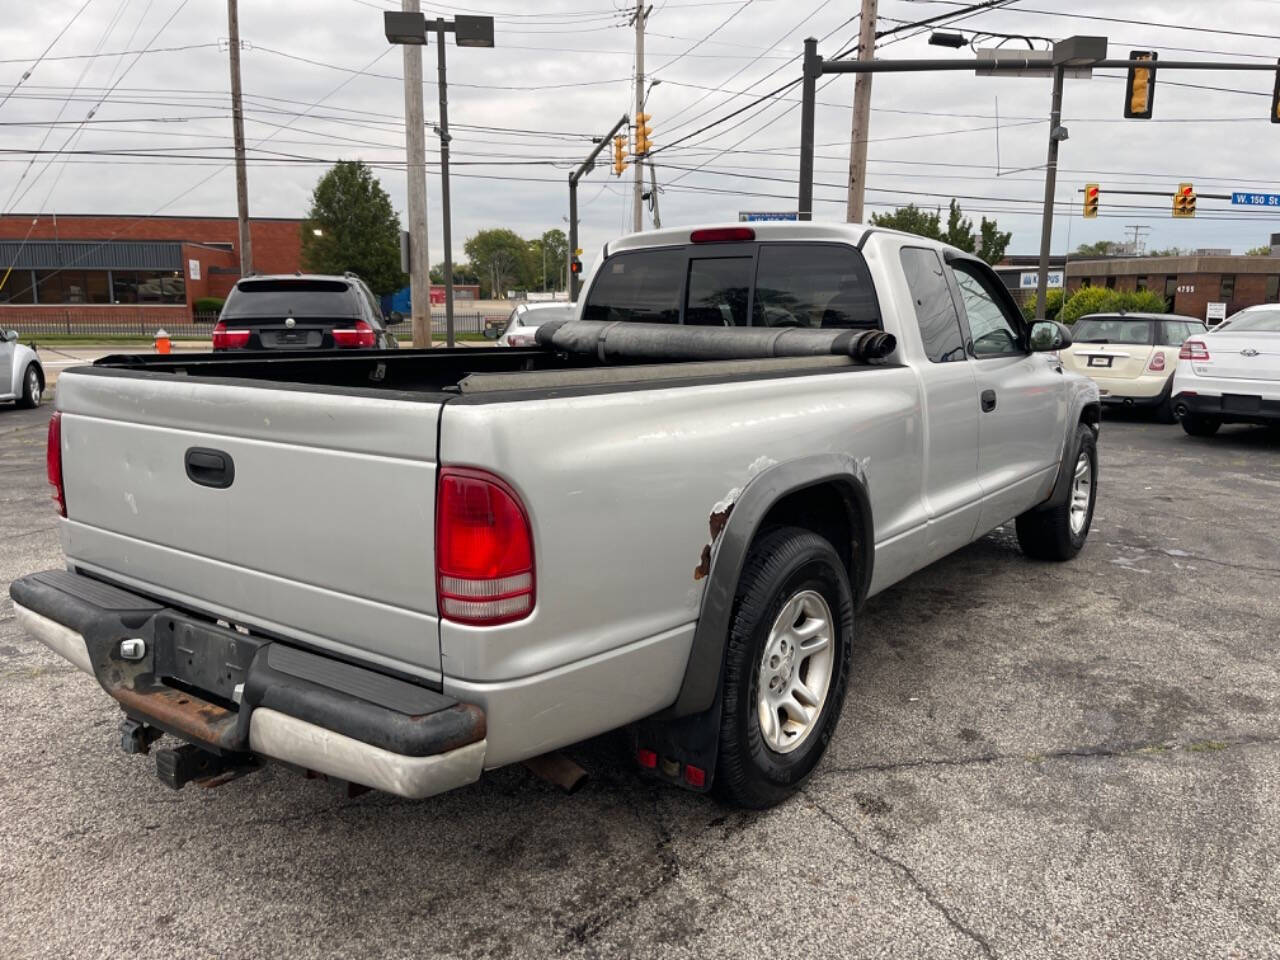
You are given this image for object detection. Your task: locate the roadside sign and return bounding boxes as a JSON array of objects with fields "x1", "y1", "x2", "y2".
[
  {"x1": 1020, "y1": 271, "x2": 1063, "y2": 289},
  {"x1": 1231, "y1": 192, "x2": 1280, "y2": 207},
  {"x1": 1206, "y1": 301, "x2": 1228, "y2": 324},
  {"x1": 738, "y1": 211, "x2": 798, "y2": 222}
]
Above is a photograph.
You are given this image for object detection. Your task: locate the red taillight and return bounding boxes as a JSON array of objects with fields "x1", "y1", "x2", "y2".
[
  {"x1": 684, "y1": 764, "x2": 707, "y2": 788},
  {"x1": 690, "y1": 227, "x2": 755, "y2": 244},
  {"x1": 1148, "y1": 352, "x2": 1166, "y2": 372},
  {"x1": 332, "y1": 319, "x2": 376, "y2": 348},
  {"x1": 507, "y1": 333, "x2": 536, "y2": 347},
  {"x1": 211, "y1": 321, "x2": 250, "y2": 350},
  {"x1": 636, "y1": 748, "x2": 658, "y2": 769},
  {"x1": 47, "y1": 411, "x2": 66, "y2": 517},
  {"x1": 1179, "y1": 339, "x2": 1210, "y2": 361},
  {"x1": 436, "y1": 467, "x2": 535, "y2": 626}
]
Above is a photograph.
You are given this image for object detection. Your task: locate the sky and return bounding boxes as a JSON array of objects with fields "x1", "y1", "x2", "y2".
[{"x1": 4, "y1": 0, "x2": 1280, "y2": 276}]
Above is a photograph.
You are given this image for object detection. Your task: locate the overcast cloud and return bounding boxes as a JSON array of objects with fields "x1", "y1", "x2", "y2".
[{"x1": 4, "y1": 0, "x2": 1280, "y2": 273}]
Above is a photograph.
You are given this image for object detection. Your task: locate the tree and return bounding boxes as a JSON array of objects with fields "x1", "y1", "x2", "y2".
[
  {"x1": 430, "y1": 261, "x2": 480, "y2": 285},
  {"x1": 870, "y1": 199, "x2": 1010, "y2": 264},
  {"x1": 1057, "y1": 287, "x2": 1169, "y2": 326},
  {"x1": 1074, "y1": 240, "x2": 1118, "y2": 257},
  {"x1": 463, "y1": 228, "x2": 529, "y2": 298},
  {"x1": 535, "y1": 229, "x2": 569, "y2": 291},
  {"x1": 1245, "y1": 244, "x2": 1273, "y2": 256},
  {"x1": 300, "y1": 161, "x2": 405, "y2": 294}
]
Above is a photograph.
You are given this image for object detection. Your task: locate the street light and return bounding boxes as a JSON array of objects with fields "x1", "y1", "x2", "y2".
[{"x1": 384, "y1": 11, "x2": 494, "y2": 347}]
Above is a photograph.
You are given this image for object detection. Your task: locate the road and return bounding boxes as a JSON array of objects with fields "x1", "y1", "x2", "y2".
[{"x1": 2, "y1": 403, "x2": 1278, "y2": 959}]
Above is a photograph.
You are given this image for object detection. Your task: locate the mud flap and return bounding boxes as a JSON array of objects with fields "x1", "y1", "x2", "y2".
[{"x1": 631, "y1": 687, "x2": 723, "y2": 793}]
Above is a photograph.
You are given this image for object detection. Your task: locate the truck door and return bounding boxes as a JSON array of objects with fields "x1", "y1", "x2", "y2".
[
  {"x1": 0, "y1": 330, "x2": 15, "y2": 400},
  {"x1": 946, "y1": 258, "x2": 1063, "y2": 535},
  {"x1": 899, "y1": 247, "x2": 983, "y2": 557}
]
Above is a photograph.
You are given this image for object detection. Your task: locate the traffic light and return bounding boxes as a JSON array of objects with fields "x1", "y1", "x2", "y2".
[
  {"x1": 1124, "y1": 50, "x2": 1157, "y2": 119},
  {"x1": 1173, "y1": 182, "x2": 1196, "y2": 218},
  {"x1": 1083, "y1": 183, "x2": 1100, "y2": 219},
  {"x1": 612, "y1": 134, "x2": 628, "y2": 176},
  {"x1": 1272, "y1": 61, "x2": 1280, "y2": 123},
  {"x1": 635, "y1": 113, "x2": 652, "y2": 155}
]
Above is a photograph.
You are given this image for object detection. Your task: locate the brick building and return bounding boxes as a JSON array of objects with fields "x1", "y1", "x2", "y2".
[
  {"x1": 0, "y1": 214, "x2": 303, "y2": 331},
  {"x1": 1065, "y1": 252, "x2": 1280, "y2": 321}
]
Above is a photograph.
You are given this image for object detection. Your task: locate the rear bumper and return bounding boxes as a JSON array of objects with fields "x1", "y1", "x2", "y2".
[
  {"x1": 10, "y1": 570, "x2": 486, "y2": 799},
  {"x1": 1086, "y1": 373, "x2": 1169, "y2": 404},
  {"x1": 1172, "y1": 392, "x2": 1280, "y2": 426}
]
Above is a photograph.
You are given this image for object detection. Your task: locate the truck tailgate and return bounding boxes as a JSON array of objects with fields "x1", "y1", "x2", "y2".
[{"x1": 54, "y1": 368, "x2": 443, "y2": 680}]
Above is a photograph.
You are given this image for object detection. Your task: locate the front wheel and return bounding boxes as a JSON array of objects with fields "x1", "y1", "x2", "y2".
[
  {"x1": 17, "y1": 364, "x2": 41, "y2": 409},
  {"x1": 1181, "y1": 414, "x2": 1221, "y2": 437},
  {"x1": 716, "y1": 526, "x2": 854, "y2": 809},
  {"x1": 1015, "y1": 423, "x2": 1097, "y2": 561}
]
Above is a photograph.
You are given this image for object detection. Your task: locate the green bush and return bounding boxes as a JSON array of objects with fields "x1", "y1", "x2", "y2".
[
  {"x1": 1021, "y1": 287, "x2": 1065, "y2": 322},
  {"x1": 1057, "y1": 287, "x2": 1168, "y2": 326},
  {"x1": 193, "y1": 296, "x2": 224, "y2": 315}
]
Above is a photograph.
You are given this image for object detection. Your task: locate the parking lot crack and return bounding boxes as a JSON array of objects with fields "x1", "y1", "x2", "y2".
[{"x1": 805, "y1": 792, "x2": 997, "y2": 959}]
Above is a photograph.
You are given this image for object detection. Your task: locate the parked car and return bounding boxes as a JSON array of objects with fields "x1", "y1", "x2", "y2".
[
  {"x1": 490, "y1": 301, "x2": 576, "y2": 346},
  {"x1": 212, "y1": 273, "x2": 401, "y2": 351},
  {"x1": 11, "y1": 221, "x2": 1099, "y2": 810},
  {"x1": 1057, "y1": 312, "x2": 1205, "y2": 422},
  {"x1": 1172, "y1": 305, "x2": 1280, "y2": 436},
  {"x1": 0, "y1": 329, "x2": 44, "y2": 409}
]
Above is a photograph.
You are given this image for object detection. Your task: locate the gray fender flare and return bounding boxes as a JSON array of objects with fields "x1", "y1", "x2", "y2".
[
  {"x1": 1040, "y1": 386, "x2": 1101, "y2": 510},
  {"x1": 671, "y1": 453, "x2": 874, "y2": 717}
]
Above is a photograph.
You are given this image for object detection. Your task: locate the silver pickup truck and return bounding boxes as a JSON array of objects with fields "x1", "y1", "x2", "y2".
[{"x1": 11, "y1": 222, "x2": 1099, "y2": 809}]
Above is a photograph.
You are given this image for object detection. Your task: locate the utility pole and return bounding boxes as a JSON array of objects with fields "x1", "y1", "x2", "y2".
[
  {"x1": 1033, "y1": 64, "x2": 1065, "y2": 320},
  {"x1": 1124, "y1": 223, "x2": 1150, "y2": 256},
  {"x1": 432, "y1": 17, "x2": 457, "y2": 348},
  {"x1": 844, "y1": 0, "x2": 878, "y2": 223},
  {"x1": 400, "y1": 0, "x2": 431, "y2": 347},
  {"x1": 648, "y1": 160, "x2": 661, "y2": 228},
  {"x1": 632, "y1": 0, "x2": 646, "y2": 233},
  {"x1": 226, "y1": 0, "x2": 252, "y2": 276}
]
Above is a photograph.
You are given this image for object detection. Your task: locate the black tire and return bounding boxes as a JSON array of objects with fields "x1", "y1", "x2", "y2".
[
  {"x1": 1154, "y1": 380, "x2": 1177, "y2": 424},
  {"x1": 17, "y1": 364, "x2": 41, "y2": 409},
  {"x1": 1015, "y1": 423, "x2": 1097, "y2": 562},
  {"x1": 1181, "y1": 414, "x2": 1221, "y2": 437},
  {"x1": 715, "y1": 525, "x2": 854, "y2": 809}
]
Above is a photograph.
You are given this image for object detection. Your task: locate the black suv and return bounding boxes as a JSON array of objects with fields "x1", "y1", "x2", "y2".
[{"x1": 212, "y1": 273, "x2": 402, "y2": 351}]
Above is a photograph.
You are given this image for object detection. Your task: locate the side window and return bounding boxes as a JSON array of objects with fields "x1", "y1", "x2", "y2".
[
  {"x1": 582, "y1": 249, "x2": 683, "y2": 324},
  {"x1": 1158, "y1": 321, "x2": 1199, "y2": 346},
  {"x1": 751, "y1": 244, "x2": 880, "y2": 329},
  {"x1": 899, "y1": 247, "x2": 966, "y2": 363},
  {"x1": 357, "y1": 281, "x2": 382, "y2": 324},
  {"x1": 950, "y1": 264, "x2": 1024, "y2": 357},
  {"x1": 685, "y1": 256, "x2": 753, "y2": 326}
]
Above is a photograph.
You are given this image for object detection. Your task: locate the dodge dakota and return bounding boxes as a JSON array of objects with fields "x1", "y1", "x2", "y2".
[{"x1": 11, "y1": 222, "x2": 1099, "y2": 809}]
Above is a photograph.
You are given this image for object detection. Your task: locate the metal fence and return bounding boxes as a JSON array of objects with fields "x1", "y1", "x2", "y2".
[{"x1": 3, "y1": 309, "x2": 505, "y2": 339}]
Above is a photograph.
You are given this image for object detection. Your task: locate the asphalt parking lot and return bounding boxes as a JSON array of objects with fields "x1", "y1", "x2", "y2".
[{"x1": 2, "y1": 400, "x2": 1278, "y2": 960}]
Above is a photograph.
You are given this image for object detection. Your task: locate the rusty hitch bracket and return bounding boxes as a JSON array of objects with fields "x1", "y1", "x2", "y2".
[{"x1": 156, "y1": 743, "x2": 261, "y2": 790}]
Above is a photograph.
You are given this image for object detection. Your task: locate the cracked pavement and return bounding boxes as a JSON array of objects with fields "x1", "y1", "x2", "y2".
[{"x1": 2, "y1": 402, "x2": 1279, "y2": 959}]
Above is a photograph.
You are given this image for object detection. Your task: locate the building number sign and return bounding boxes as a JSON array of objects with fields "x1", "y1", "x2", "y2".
[{"x1": 1176, "y1": 284, "x2": 1195, "y2": 294}]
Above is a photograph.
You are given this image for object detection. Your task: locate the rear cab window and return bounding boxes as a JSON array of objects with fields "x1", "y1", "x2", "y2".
[{"x1": 582, "y1": 241, "x2": 881, "y2": 331}]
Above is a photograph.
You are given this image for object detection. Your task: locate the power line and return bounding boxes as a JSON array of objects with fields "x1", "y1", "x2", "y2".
[{"x1": 0, "y1": 0, "x2": 97, "y2": 113}]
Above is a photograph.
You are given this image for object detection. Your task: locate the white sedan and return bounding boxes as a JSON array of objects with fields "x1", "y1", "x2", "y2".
[
  {"x1": 1, "y1": 328, "x2": 45, "y2": 409},
  {"x1": 1171, "y1": 306, "x2": 1280, "y2": 436},
  {"x1": 491, "y1": 301, "x2": 576, "y2": 347}
]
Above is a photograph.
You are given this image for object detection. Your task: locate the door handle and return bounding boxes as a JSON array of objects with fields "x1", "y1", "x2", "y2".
[
  {"x1": 980, "y1": 389, "x2": 997, "y2": 413},
  {"x1": 184, "y1": 447, "x2": 235, "y2": 489}
]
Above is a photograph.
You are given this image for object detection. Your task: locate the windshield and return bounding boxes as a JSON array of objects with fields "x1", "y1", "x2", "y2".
[
  {"x1": 519, "y1": 304, "x2": 576, "y2": 327},
  {"x1": 1215, "y1": 309, "x2": 1280, "y2": 333},
  {"x1": 222, "y1": 279, "x2": 360, "y2": 320},
  {"x1": 1072, "y1": 317, "x2": 1155, "y2": 345}
]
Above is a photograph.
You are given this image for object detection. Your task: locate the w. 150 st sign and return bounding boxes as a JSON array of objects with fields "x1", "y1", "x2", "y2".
[{"x1": 1231, "y1": 192, "x2": 1280, "y2": 207}]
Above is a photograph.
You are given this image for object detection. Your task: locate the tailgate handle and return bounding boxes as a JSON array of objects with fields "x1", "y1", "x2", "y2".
[{"x1": 185, "y1": 448, "x2": 235, "y2": 489}]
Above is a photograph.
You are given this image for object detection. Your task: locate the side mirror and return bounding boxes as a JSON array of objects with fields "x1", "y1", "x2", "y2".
[
  {"x1": 387, "y1": 311, "x2": 404, "y2": 325},
  {"x1": 1029, "y1": 320, "x2": 1072, "y2": 352},
  {"x1": 2, "y1": 329, "x2": 17, "y2": 343}
]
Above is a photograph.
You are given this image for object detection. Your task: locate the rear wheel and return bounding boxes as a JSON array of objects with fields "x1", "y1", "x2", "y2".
[
  {"x1": 17, "y1": 364, "x2": 41, "y2": 409},
  {"x1": 1181, "y1": 414, "x2": 1221, "y2": 437},
  {"x1": 1015, "y1": 423, "x2": 1097, "y2": 561},
  {"x1": 716, "y1": 526, "x2": 853, "y2": 809}
]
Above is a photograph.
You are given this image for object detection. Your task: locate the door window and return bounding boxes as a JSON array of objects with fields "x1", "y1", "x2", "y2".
[
  {"x1": 900, "y1": 247, "x2": 966, "y2": 363},
  {"x1": 685, "y1": 256, "x2": 752, "y2": 326},
  {"x1": 751, "y1": 244, "x2": 880, "y2": 329},
  {"x1": 951, "y1": 265, "x2": 1024, "y2": 357}
]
